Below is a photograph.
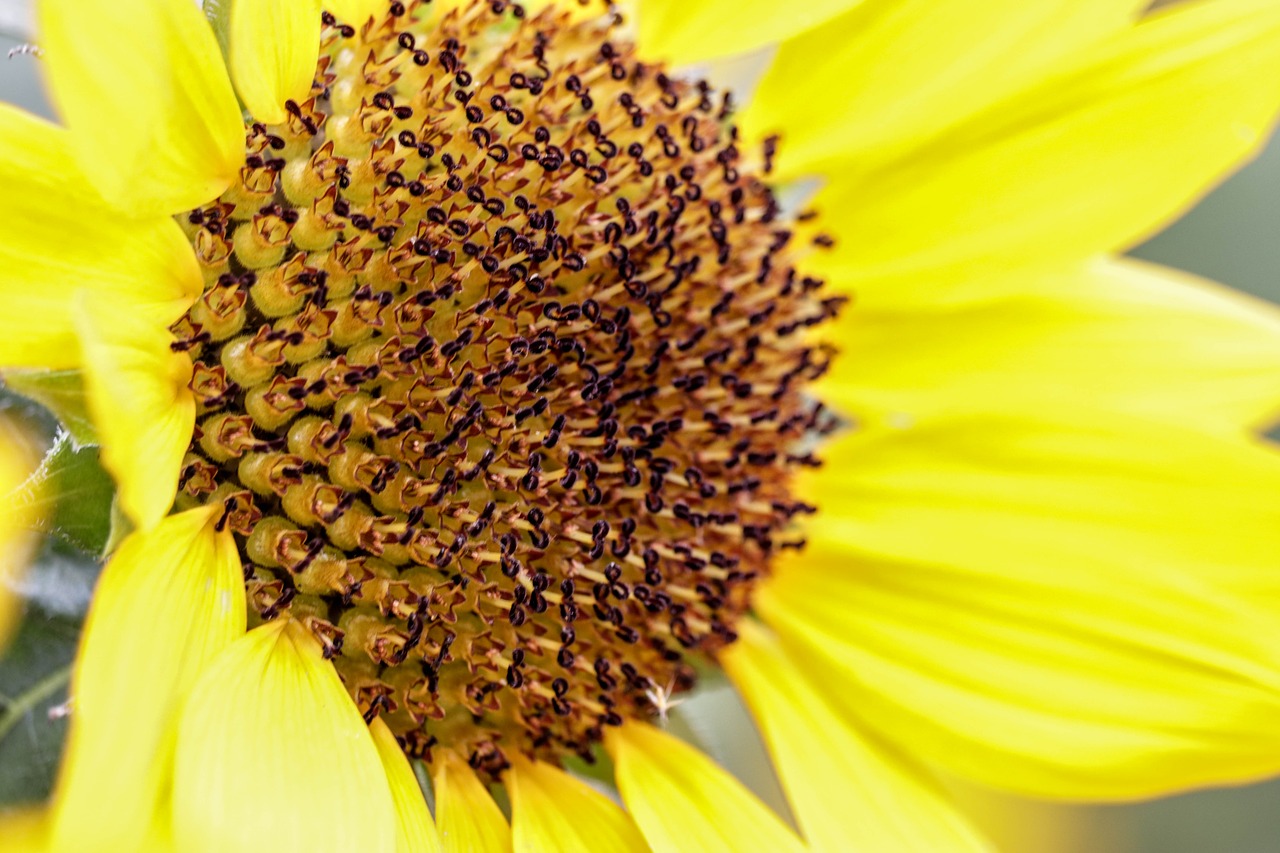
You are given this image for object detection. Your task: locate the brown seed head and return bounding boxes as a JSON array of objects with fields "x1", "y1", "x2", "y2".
[{"x1": 174, "y1": 0, "x2": 840, "y2": 775}]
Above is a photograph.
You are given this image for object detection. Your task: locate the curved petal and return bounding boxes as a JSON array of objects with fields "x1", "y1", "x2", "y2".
[
  {"x1": 370, "y1": 717, "x2": 443, "y2": 853},
  {"x1": 0, "y1": 105, "x2": 200, "y2": 369},
  {"x1": 172, "y1": 618, "x2": 396, "y2": 853},
  {"x1": 606, "y1": 722, "x2": 804, "y2": 852},
  {"x1": 821, "y1": 257, "x2": 1280, "y2": 435},
  {"x1": 743, "y1": 0, "x2": 1144, "y2": 181},
  {"x1": 433, "y1": 752, "x2": 511, "y2": 853},
  {"x1": 0, "y1": 420, "x2": 40, "y2": 652},
  {"x1": 508, "y1": 758, "x2": 648, "y2": 853},
  {"x1": 230, "y1": 0, "x2": 323, "y2": 125},
  {"x1": 805, "y1": 412, "x2": 1280, "y2": 603},
  {"x1": 49, "y1": 507, "x2": 244, "y2": 851},
  {"x1": 723, "y1": 621, "x2": 991, "y2": 852},
  {"x1": 38, "y1": 0, "x2": 242, "y2": 216},
  {"x1": 636, "y1": 0, "x2": 858, "y2": 65},
  {"x1": 760, "y1": 416, "x2": 1280, "y2": 798},
  {"x1": 75, "y1": 294, "x2": 195, "y2": 531},
  {"x1": 809, "y1": 0, "x2": 1280, "y2": 309}
]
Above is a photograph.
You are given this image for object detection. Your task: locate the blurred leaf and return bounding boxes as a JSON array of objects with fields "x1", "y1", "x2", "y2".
[
  {"x1": 14, "y1": 432, "x2": 115, "y2": 555},
  {"x1": 0, "y1": 529, "x2": 100, "y2": 809},
  {"x1": 204, "y1": 0, "x2": 232, "y2": 63},
  {"x1": 0, "y1": 611, "x2": 77, "y2": 804},
  {"x1": 14, "y1": 537, "x2": 100, "y2": 621},
  {"x1": 102, "y1": 499, "x2": 134, "y2": 559},
  {"x1": 0, "y1": 386, "x2": 110, "y2": 809},
  {"x1": 3, "y1": 370, "x2": 96, "y2": 449},
  {"x1": 562, "y1": 748, "x2": 614, "y2": 780},
  {"x1": 411, "y1": 759, "x2": 435, "y2": 814}
]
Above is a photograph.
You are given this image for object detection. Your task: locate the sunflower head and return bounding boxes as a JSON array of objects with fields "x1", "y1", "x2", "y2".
[
  {"x1": 16, "y1": 0, "x2": 1280, "y2": 848},
  {"x1": 173, "y1": 0, "x2": 840, "y2": 773}
]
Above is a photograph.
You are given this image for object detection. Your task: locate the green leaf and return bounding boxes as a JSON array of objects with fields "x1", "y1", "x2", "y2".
[
  {"x1": 14, "y1": 432, "x2": 116, "y2": 555},
  {"x1": 0, "y1": 527, "x2": 101, "y2": 808},
  {"x1": 412, "y1": 759, "x2": 435, "y2": 815},
  {"x1": 102, "y1": 499, "x2": 135, "y2": 559},
  {"x1": 3, "y1": 369, "x2": 97, "y2": 449},
  {"x1": 204, "y1": 0, "x2": 233, "y2": 63},
  {"x1": 0, "y1": 611, "x2": 78, "y2": 804}
]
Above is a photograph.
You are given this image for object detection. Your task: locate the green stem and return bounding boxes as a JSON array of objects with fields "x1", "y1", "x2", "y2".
[{"x1": 0, "y1": 664, "x2": 73, "y2": 743}]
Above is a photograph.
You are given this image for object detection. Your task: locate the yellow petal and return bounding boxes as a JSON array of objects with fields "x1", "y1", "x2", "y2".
[
  {"x1": 0, "y1": 809, "x2": 49, "y2": 853},
  {"x1": 0, "y1": 420, "x2": 40, "y2": 651},
  {"x1": 744, "y1": 0, "x2": 1145, "y2": 182},
  {"x1": 230, "y1": 0, "x2": 323, "y2": 125},
  {"x1": 0, "y1": 105, "x2": 200, "y2": 369},
  {"x1": 944, "y1": 785, "x2": 1091, "y2": 853},
  {"x1": 370, "y1": 717, "x2": 443, "y2": 853},
  {"x1": 762, "y1": 416, "x2": 1280, "y2": 798},
  {"x1": 822, "y1": 257, "x2": 1280, "y2": 435},
  {"x1": 606, "y1": 722, "x2": 804, "y2": 852},
  {"x1": 807, "y1": 411, "x2": 1280, "y2": 602},
  {"x1": 636, "y1": 0, "x2": 858, "y2": 65},
  {"x1": 723, "y1": 621, "x2": 991, "y2": 852},
  {"x1": 507, "y1": 758, "x2": 648, "y2": 853},
  {"x1": 810, "y1": 0, "x2": 1280, "y2": 309},
  {"x1": 49, "y1": 507, "x2": 244, "y2": 852},
  {"x1": 433, "y1": 752, "x2": 511, "y2": 853},
  {"x1": 171, "y1": 618, "x2": 395, "y2": 853},
  {"x1": 75, "y1": 294, "x2": 195, "y2": 531},
  {"x1": 38, "y1": 0, "x2": 242, "y2": 216}
]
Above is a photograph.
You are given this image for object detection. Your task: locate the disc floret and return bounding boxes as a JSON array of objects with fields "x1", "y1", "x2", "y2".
[{"x1": 174, "y1": 0, "x2": 838, "y2": 774}]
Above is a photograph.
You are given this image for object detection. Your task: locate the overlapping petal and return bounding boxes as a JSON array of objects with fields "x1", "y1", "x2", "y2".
[
  {"x1": 0, "y1": 105, "x2": 200, "y2": 370},
  {"x1": 744, "y1": 0, "x2": 1145, "y2": 181},
  {"x1": 230, "y1": 0, "x2": 323, "y2": 125},
  {"x1": 38, "y1": 0, "x2": 242, "y2": 215},
  {"x1": 723, "y1": 621, "x2": 991, "y2": 852},
  {"x1": 821, "y1": 257, "x2": 1280, "y2": 435},
  {"x1": 433, "y1": 752, "x2": 511, "y2": 853},
  {"x1": 75, "y1": 295, "x2": 195, "y2": 531},
  {"x1": 369, "y1": 717, "x2": 442, "y2": 853},
  {"x1": 508, "y1": 758, "x2": 648, "y2": 853},
  {"x1": 806, "y1": 0, "x2": 1280, "y2": 309},
  {"x1": 171, "y1": 618, "x2": 395, "y2": 852},
  {"x1": 760, "y1": 416, "x2": 1280, "y2": 798},
  {"x1": 607, "y1": 722, "x2": 805, "y2": 852},
  {"x1": 49, "y1": 508, "x2": 243, "y2": 851},
  {"x1": 636, "y1": 0, "x2": 858, "y2": 65}
]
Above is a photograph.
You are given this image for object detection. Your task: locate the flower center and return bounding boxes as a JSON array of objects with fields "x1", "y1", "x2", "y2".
[{"x1": 173, "y1": 0, "x2": 839, "y2": 772}]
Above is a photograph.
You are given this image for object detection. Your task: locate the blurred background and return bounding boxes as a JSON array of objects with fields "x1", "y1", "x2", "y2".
[{"x1": 3, "y1": 2, "x2": 1280, "y2": 850}]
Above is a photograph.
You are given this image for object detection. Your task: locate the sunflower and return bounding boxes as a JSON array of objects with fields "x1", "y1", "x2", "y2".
[{"x1": 6, "y1": 0, "x2": 1280, "y2": 849}]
